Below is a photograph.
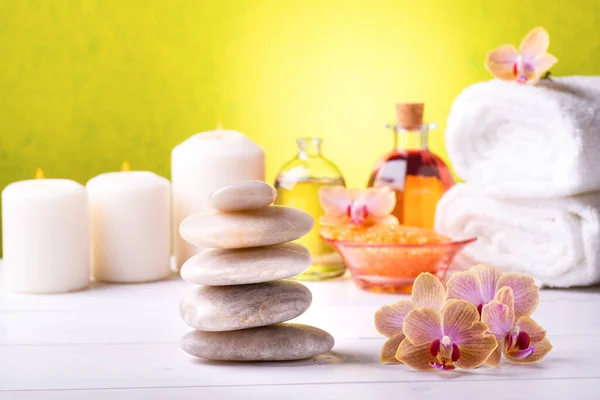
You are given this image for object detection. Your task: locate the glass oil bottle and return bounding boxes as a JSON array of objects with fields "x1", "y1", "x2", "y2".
[
  {"x1": 275, "y1": 138, "x2": 346, "y2": 280},
  {"x1": 367, "y1": 103, "x2": 454, "y2": 229}
]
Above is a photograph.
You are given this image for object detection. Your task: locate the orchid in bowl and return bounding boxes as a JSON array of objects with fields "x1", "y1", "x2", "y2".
[
  {"x1": 375, "y1": 264, "x2": 552, "y2": 369},
  {"x1": 319, "y1": 187, "x2": 476, "y2": 294},
  {"x1": 485, "y1": 27, "x2": 558, "y2": 84},
  {"x1": 319, "y1": 186, "x2": 398, "y2": 227}
]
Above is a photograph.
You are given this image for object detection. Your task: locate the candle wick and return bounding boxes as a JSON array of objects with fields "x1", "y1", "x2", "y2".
[
  {"x1": 121, "y1": 161, "x2": 131, "y2": 172},
  {"x1": 35, "y1": 168, "x2": 44, "y2": 179}
]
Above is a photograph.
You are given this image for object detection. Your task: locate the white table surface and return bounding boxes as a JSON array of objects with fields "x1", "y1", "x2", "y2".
[{"x1": 1, "y1": 263, "x2": 598, "y2": 400}]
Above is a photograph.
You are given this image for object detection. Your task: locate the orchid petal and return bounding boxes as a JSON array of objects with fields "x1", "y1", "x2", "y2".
[
  {"x1": 532, "y1": 53, "x2": 558, "y2": 76},
  {"x1": 519, "y1": 27, "x2": 550, "y2": 61},
  {"x1": 381, "y1": 333, "x2": 405, "y2": 363},
  {"x1": 507, "y1": 337, "x2": 553, "y2": 364},
  {"x1": 445, "y1": 271, "x2": 483, "y2": 307},
  {"x1": 521, "y1": 68, "x2": 542, "y2": 84},
  {"x1": 508, "y1": 347, "x2": 535, "y2": 360},
  {"x1": 496, "y1": 273, "x2": 539, "y2": 318},
  {"x1": 485, "y1": 45, "x2": 519, "y2": 81},
  {"x1": 403, "y1": 308, "x2": 443, "y2": 346},
  {"x1": 481, "y1": 286, "x2": 515, "y2": 337},
  {"x1": 359, "y1": 187, "x2": 396, "y2": 217},
  {"x1": 442, "y1": 300, "x2": 483, "y2": 343},
  {"x1": 481, "y1": 300, "x2": 514, "y2": 338},
  {"x1": 472, "y1": 264, "x2": 504, "y2": 304},
  {"x1": 319, "y1": 215, "x2": 349, "y2": 227},
  {"x1": 532, "y1": 338, "x2": 554, "y2": 361},
  {"x1": 395, "y1": 339, "x2": 434, "y2": 370},
  {"x1": 516, "y1": 331, "x2": 531, "y2": 350},
  {"x1": 349, "y1": 189, "x2": 362, "y2": 200},
  {"x1": 430, "y1": 361, "x2": 453, "y2": 371},
  {"x1": 318, "y1": 186, "x2": 351, "y2": 216},
  {"x1": 430, "y1": 339, "x2": 441, "y2": 357},
  {"x1": 411, "y1": 273, "x2": 446, "y2": 311},
  {"x1": 374, "y1": 300, "x2": 414, "y2": 338},
  {"x1": 515, "y1": 316, "x2": 546, "y2": 343},
  {"x1": 494, "y1": 286, "x2": 515, "y2": 310},
  {"x1": 371, "y1": 215, "x2": 400, "y2": 225},
  {"x1": 486, "y1": 341, "x2": 503, "y2": 367},
  {"x1": 454, "y1": 334, "x2": 498, "y2": 369}
]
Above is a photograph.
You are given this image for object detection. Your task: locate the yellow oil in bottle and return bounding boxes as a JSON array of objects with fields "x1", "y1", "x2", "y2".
[{"x1": 275, "y1": 177, "x2": 346, "y2": 280}]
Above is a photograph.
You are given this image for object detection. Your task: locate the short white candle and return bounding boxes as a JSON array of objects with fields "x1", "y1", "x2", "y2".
[
  {"x1": 172, "y1": 128, "x2": 264, "y2": 269},
  {"x1": 2, "y1": 177, "x2": 90, "y2": 293},
  {"x1": 87, "y1": 168, "x2": 171, "y2": 283}
]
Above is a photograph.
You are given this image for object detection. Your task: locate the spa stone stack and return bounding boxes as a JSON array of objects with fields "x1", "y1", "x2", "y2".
[{"x1": 178, "y1": 181, "x2": 335, "y2": 361}]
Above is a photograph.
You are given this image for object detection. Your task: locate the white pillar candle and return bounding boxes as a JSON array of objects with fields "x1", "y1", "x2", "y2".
[
  {"x1": 172, "y1": 129, "x2": 264, "y2": 269},
  {"x1": 2, "y1": 178, "x2": 90, "y2": 293},
  {"x1": 86, "y1": 169, "x2": 171, "y2": 283}
]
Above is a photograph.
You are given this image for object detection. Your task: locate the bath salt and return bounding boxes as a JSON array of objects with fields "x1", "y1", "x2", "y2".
[{"x1": 320, "y1": 224, "x2": 451, "y2": 244}]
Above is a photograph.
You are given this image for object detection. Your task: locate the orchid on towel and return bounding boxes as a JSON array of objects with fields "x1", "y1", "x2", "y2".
[
  {"x1": 318, "y1": 186, "x2": 398, "y2": 227},
  {"x1": 485, "y1": 27, "x2": 558, "y2": 84},
  {"x1": 374, "y1": 264, "x2": 552, "y2": 370}
]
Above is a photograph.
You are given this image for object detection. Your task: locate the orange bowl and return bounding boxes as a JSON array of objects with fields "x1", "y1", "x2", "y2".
[{"x1": 322, "y1": 236, "x2": 476, "y2": 294}]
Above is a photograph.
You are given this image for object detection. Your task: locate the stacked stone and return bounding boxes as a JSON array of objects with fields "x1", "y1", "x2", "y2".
[{"x1": 178, "y1": 181, "x2": 335, "y2": 361}]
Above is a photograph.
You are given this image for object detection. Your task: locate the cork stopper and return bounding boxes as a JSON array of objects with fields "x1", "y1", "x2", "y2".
[{"x1": 395, "y1": 103, "x2": 424, "y2": 130}]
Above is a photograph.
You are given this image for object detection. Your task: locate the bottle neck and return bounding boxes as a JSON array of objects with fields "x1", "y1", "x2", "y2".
[
  {"x1": 395, "y1": 130, "x2": 428, "y2": 150},
  {"x1": 297, "y1": 138, "x2": 322, "y2": 159},
  {"x1": 387, "y1": 124, "x2": 435, "y2": 151}
]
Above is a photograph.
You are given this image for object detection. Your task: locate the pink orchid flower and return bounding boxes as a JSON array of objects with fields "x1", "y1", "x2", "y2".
[
  {"x1": 319, "y1": 186, "x2": 398, "y2": 227},
  {"x1": 397, "y1": 299, "x2": 498, "y2": 370},
  {"x1": 485, "y1": 27, "x2": 558, "y2": 84},
  {"x1": 446, "y1": 264, "x2": 539, "y2": 318},
  {"x1": 482, "y1": 287, "x2": 552, "y2": 365},
  {"x1": 374, "y1": 273, "x2": 446, "y2": 363}
]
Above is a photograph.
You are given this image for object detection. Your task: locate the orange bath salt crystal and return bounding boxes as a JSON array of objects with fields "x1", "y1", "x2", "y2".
[{"x1": 320, "y1": 224, "x2": 451, "y2": 244}]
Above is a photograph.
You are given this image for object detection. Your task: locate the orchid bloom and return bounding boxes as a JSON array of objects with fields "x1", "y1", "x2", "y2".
[
  {"x1": 481, "y1": 287, "x2": 552, "y2": 365},
  {"x1": 446, "y1": 264, "x2": 539, "y2": 318},
  {"x1": 374, "y1": 273, "x2": 445, "y2": 362},
  {"x1": 319, "y1": 186, "x2": 398, "y2": 227},
  {"x1": 397, "y1": 300, "x2": 498, "y2": 370},
  {"x1": 485, "y1": 27, "x2": 558, "y2": 84}
]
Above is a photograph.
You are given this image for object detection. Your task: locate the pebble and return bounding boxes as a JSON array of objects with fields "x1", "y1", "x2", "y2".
[
  {"x1": 179, "y1": 281, "x2": 312, "y2": 331},
  {"x1": 180, "y1": 243, "x2": 311, "y2": 286},
  {"x1": 179, "y1": 206, "x2": 314, "y2": 249},
  {"x1": 181, "y1": 323, "x2": 335, "y2": 361},
  {"x1": 209, "y1": 181, "x2": 277, "y2": 212}
]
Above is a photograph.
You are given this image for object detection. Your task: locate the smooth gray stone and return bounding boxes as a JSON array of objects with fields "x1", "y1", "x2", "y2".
[
  {"x1": 179, "y1": 206, "x2": 314, "y2": 249},
  {"x1": 209, "y1": 181, "x2": 277, "y2": 212},
  {"x1": 181, "y1": 323, "x2": 335, "y2": 361},
  {"x1": 180, "y1": 243, "x2": 311, "y2": 286},
  {"x1": 179, "y1": 281, "x2": 312, "y2": 331}
]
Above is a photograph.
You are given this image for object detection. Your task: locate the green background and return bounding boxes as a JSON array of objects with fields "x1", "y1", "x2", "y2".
[{"x1": 1, "y1": 0, "x2": 599, "y2": 254}]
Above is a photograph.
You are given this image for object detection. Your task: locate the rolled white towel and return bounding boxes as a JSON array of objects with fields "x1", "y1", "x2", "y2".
[
  {"x1": 446, "y1": 76, "x2": 600, "y2": 198},
  {"x1": 434, "y1": 184, "x2": 600, "y2": 288}
]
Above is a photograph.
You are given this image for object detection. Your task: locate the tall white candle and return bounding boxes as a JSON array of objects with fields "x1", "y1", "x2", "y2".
[
  {"x1": 172, "y1": 129, "x2": 264, "y2": 269},
  {"x1": 2, "y1": 177, "x2": 90, "y2": 293},
  {"x1": 87, "y1": 169, "x2": 171, "y2": 283}
]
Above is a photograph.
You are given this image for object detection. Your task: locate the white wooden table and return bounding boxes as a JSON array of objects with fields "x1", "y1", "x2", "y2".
[{"x1": 1, "y1": 264, "x2": 598, "y2": 400}]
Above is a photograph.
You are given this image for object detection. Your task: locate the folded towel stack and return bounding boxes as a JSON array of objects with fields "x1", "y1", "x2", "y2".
[{"x1": 436, "y1": 76, "x2": 600, "y2": 287}]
